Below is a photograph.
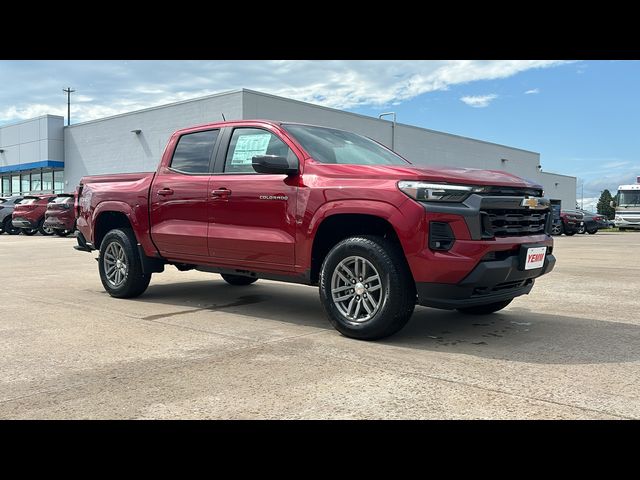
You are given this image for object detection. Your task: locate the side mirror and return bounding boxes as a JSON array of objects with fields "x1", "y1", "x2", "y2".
[
  {"x1": 252, "y1": 155, "x2": 298, "y2": 175},
  {"x1": 610, "y1": 200, "x2": 616, "y2": 208}
]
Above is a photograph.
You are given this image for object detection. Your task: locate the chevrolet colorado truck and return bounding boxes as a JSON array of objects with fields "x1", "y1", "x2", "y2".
[{"x1": 74, "y1": 120, "x2": 555, "y2": 340}]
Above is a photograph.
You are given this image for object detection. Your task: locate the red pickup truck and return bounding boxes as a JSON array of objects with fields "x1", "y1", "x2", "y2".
[{"x1": 75, "y1": 120, "x2": 555, "y2": 340}]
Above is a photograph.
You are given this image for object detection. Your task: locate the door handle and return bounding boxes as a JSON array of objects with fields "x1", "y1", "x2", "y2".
[
  {"x1": 212, "y1": 188, "x2": 232, "y2": 198},
  {"x1": 157, "y1": 188, "x2": 174, "y2": 196}
]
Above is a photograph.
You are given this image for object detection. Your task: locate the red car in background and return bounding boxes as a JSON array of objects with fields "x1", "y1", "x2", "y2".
[
  {"x1": 44, "y1": 194, "x2": 76, "y2": 236},
  {"x1": 11, "y1": 195, "x2": 57, "y2": 236}
]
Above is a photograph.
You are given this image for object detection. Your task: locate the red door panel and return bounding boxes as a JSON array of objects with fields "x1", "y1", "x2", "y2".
[
  {"x1": 207, "y1": 175, "x2": 297, "y2": 267},
  {"x1": 150, "y1": 170, "x2": 210, "y2": 257}
]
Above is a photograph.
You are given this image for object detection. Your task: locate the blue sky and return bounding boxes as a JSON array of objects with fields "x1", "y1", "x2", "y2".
[{"x1": 1, "y1": 60, "x2": 638, "y2": 206}]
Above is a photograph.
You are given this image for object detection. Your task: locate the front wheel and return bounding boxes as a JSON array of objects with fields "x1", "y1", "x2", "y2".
[
  {"x1": 98, "y1": 228, "x2": 151, "y2": 298},
  {"x1": 21, "y1": 227, "x2": 38, "y2": 236},
  {"x1": 319, "y1": 236, "x2": 415, "y2": 340},
  {"x1": 577, "y1": 225, "x2": 586, "y2": 234},
  {"x1": 457, "y1": 299, "x2": 513, "y2": 315},
  {"x1": 550, "y1": 223, "x2": 563, "y2": 236},
  {"x1": 221, "y1": 274, "x2": 258, "y2": 286}
]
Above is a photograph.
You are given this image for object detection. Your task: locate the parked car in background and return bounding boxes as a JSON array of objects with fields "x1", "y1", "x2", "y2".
[
  {"x1": 0, "y1": 196, "x2": 24, "y2": 235},
  {"x1": 11, "y1": 195, "x2": 57, "y2": 236},
  {"x1": 576, "y1": 210, "x2": 606, "y2": 234},
  {"x1": 43, "y1": 194, "x2": 76, "y2": 236},
  {"x1": 556, "y1": 210, "x2": 584, "y2": 236}
]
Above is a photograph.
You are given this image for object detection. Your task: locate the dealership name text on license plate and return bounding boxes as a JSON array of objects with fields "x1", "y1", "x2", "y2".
[{"x1": 525, "y1": 247, "x2": 546, "y2": 270}]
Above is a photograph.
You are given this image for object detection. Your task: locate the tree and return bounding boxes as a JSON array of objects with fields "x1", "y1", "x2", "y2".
[{"x1": 597, "y1": 189, "x2": 615, "y2": 219}]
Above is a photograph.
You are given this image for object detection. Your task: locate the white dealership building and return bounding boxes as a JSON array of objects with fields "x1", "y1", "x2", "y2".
[{"x1": 0, "y1": 88, "x2": 576, "y2": 208}]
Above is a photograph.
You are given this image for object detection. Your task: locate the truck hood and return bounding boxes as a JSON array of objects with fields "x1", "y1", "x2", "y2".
[{"x1": 311, "y1": 163, "x2": 543, "y2": 189}]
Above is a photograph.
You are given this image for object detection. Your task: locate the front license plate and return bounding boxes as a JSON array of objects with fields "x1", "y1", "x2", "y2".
[{"x1": 524, "y1": 246, "x2": 546, "y2": 270}]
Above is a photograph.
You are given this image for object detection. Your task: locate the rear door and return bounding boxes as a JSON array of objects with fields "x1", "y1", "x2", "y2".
[
  {"x1": 207, "y1": 126, "x2": 299, "y2": 269},
  {"x1": 150, "y1": 129, "x2": 220, "y2": 258}
]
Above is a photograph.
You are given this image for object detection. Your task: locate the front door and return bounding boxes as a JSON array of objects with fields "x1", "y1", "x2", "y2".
[
  {"x1": 208, "y1": 126, "x2": 298, "y2": 269},
  {"x1": 150, "y1": 128, "x2": 219, "y2": 258}
]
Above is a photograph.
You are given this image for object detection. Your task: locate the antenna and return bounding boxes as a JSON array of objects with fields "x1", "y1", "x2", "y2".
[{"x1": 221, "y1": 113, "x2": 226, "y2": 121}]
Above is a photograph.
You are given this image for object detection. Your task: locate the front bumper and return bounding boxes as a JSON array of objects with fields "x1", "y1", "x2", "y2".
[
  {"x1": 615, "y1": 219, "x2": 640, "y2": 229},
  {"x1": 12, "y1": 217, "x2": 37, "y2": 229},
  {"x1": 416, "y1": 252, "x2": 556, "y2": 309}
]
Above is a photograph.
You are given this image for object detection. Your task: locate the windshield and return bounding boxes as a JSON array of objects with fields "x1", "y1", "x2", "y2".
[
  {"x1": 20, "y1": 198, "x2": 38, "y2": 205},
  {"x1": 283, "y1": 124, "x2": 409, "y2": 166},
  {"x1": 619, "y1": 190, "x2": 640, "y2": 206}
]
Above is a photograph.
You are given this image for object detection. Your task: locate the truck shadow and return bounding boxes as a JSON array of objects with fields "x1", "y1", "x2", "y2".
[{"x1": 131, "y1": 279, "x2": 640, "y2": 366}]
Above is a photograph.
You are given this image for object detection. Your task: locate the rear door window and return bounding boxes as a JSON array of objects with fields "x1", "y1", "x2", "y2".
[{"x1": 170, "y1": 130, "x2": 219, "y2": 174}]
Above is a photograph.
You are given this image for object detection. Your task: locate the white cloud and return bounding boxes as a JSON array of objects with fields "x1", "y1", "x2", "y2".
[
  {"x1": 460, "y1": 94, "x2": 498, "y2": 108},
  {"x1": 524, "y1": 88, "x2": 540, "y2": 94},
  {"x1": 0, "y1": 60, "x2": 571, "y2": 124}
]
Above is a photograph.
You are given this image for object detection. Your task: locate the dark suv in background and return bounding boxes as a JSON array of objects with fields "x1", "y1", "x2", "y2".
[
  {"x1": 44, "y1": 194, "x2": 76, "y2": 236},
  {"x1": 0, "y1": 196, "x2": 24, "y2": 235},
  {"x1": 11, "y1": 195, "x2": 57, "y2": 236}
]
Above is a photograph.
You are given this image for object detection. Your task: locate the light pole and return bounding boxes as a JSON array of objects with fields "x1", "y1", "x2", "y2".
[
  {"x1": 378, "y1": 112, "x2": 396, "y2": 151},
  {"x1": 63, "y1": 87, "x2": 75, "y2": 126}
]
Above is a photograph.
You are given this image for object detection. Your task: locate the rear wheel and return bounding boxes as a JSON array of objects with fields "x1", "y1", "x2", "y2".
[
  {"x1": 587, "y1": 227, "x2": 598, "y2": 234},
  {"x1": 457, "y1": 299, "x2": 513, "y2": 315},
  {"x1": 319, "y1": 235, "x2": 415, "y2": 340},
  {"x1": 21, "y1": 227, "x2": 37, "y2": 236},
  {"x1": 98, "y1": 228, "x2": 151, "y2": 298},
  {"x1": 38, "y1": 219, "x2": 55, "y2": 236},
  {"x1": 221, "y1": 274, "x2": 258, "y2": 286},
  {"x1": 2, "y1": 218, "x2": 20, "y2": 235}
]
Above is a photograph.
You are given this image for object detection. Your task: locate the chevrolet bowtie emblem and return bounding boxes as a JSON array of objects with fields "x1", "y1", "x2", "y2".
[{"x1": 521, "y1": 197, "x2": 547, "y2": 209}]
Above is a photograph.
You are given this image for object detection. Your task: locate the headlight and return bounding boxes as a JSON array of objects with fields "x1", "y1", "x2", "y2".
[{"x1": 397, "y1": 181, "x2": 487, "y2": 202}]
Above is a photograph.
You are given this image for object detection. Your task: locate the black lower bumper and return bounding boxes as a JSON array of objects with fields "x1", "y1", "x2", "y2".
[{"x1": 416, "y1": 253, "x2": 556, "y2": 309}]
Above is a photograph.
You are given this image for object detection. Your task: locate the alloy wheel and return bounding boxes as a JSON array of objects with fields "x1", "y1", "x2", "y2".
[
  {"x1": 331, "y1": 256, "x2": 383, "y2": 323},
  {"x1": 103, "y1": 241, "x2": 129, "y2": 288}
]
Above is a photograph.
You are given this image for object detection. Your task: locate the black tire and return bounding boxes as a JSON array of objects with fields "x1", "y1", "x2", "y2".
[
  {"x1": 55, "y1": 229, "x2": 72, "y2": 237},
  {"x1": 221, "y1": 274, "x2": 258, "y2": 286},
  {"x1": 577, "y1": 225, "x2": 586, "y2": 234},
  {"x1": 564, "y1": 230, "x2": 576, "y2": 236},
  {"x1": 550, "y1": 223, "x2": 562, "y2": 236},
  {"x1": 587, "y1": 228, "x2": 598, "y2": 234},
  {"x1": 2, "y1": 217, "x2": 20, "y2": 235},
  {"x1": 457, "y1": 299, "x2": 513, "y2": 315},
  {"x1": 38, "y1": 218, "x2": 55, "y2": 236},
  {"x1": 319, "y1": 235, "x2": 415, "y2": 340},
  {"x1": 21, "y1": 227, "x2": 37, "y2": 236},
  {"x1": 98, "y1": 228, "x2": 151, "y2": 298}
]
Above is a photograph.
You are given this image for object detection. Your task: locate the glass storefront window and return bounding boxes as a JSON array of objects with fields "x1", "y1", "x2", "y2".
[
  {"x1": 12, "y1": 175, "x2": 20, "y2": 194},
  {"x1": 2, "y1": 176, "x2": 9, "y2": 196},
  {"x1": 42, "y1": 170, "x2": 53, "y2": 192},
  {"x1": 31, "y1": 171, "x2": 42, "y2": 193},
  {"x1": 21, "y1": 174, "x2": 30, "y2": 194},
  {"x1": 53, "y1": 169, "x2": 64, "y2": 193}
]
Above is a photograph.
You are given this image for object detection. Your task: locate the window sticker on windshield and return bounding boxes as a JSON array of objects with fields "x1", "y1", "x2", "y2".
[{"x1": 231, "y1": 133, "x2": 271, "y2": 165}]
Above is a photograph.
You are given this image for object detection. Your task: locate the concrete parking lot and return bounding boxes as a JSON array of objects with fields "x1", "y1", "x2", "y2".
[{"x1": 1, "y1": 232, "x2": 639, "y2": 419}]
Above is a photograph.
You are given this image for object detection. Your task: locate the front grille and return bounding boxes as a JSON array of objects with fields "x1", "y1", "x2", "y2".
[
  {"x1": 485, "y1": 209, "x2": 548, "y2": 237},
  {"x1": 483, "y1": 186, "x2": 543, "y2": 197}
]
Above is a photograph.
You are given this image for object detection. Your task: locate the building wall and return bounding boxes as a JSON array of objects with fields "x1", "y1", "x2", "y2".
[
  {"x1": 64, "y1": 91, "x2": 243, "y2": 189},
  {"x1": 539, "y1": 172, "x2": 577, "y2": 209},
  {"x1": 243, "y1": 90, "x2": 541, "y2": 181},
  {"x1": 61, "y1": 88, "x2": 576, "y2": 209},
  {"x1": 0, "y1": 115, "x2": 64, "y2": 170}
]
